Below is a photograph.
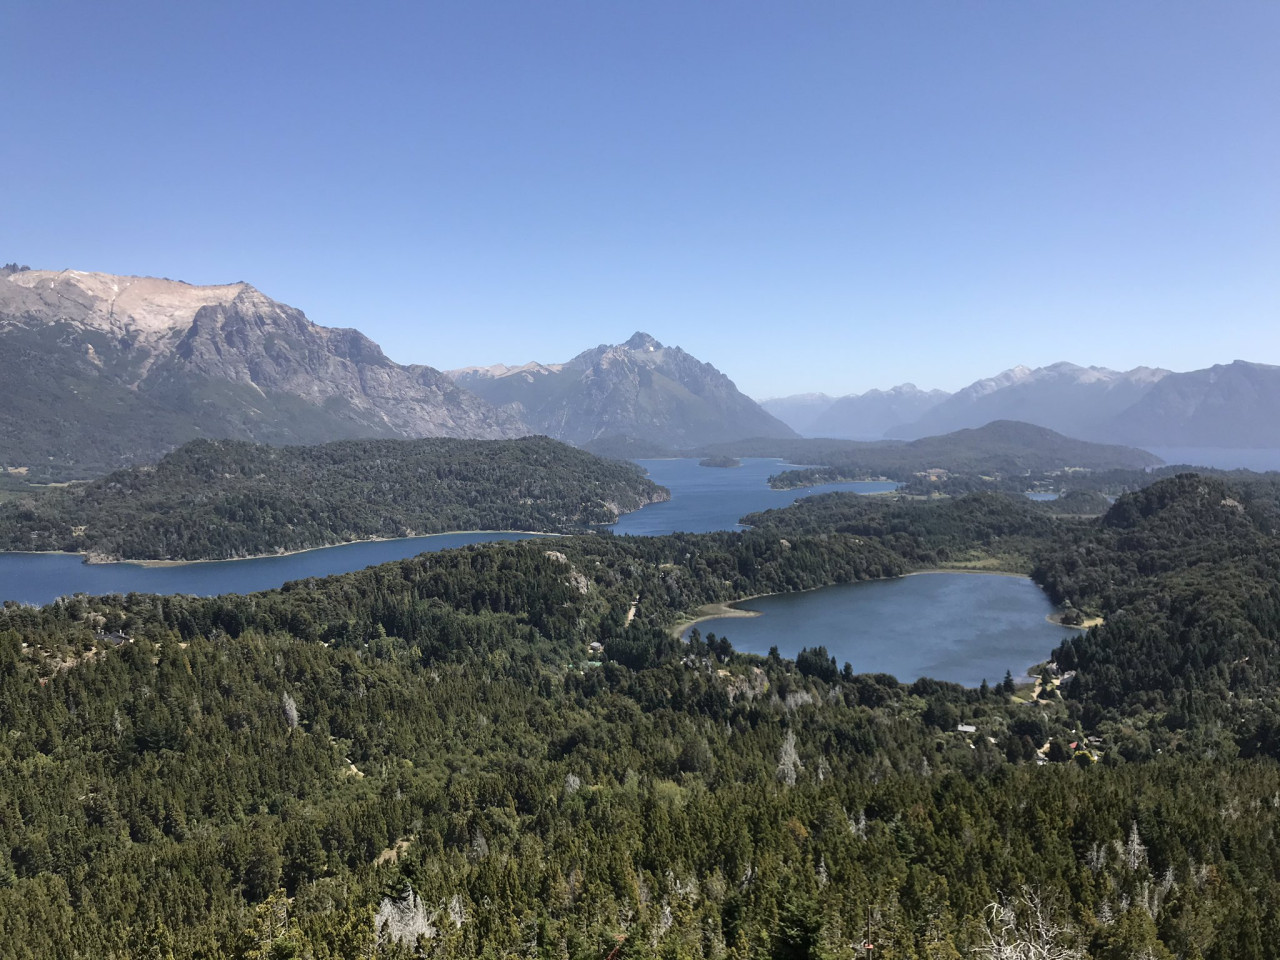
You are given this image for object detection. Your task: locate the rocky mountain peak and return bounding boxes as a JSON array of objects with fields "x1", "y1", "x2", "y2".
[
  {"x1": 0, "y1": 266, "x2": 524, "y2": 476},
  {"x1": 4, "y1": 268, "x2": 254, "y2": 340},
  {"x1": 452, "y1": 332, "x2": 795, "y2": 448},
  {"x1": 624, "y1": 331, "x2": 662, "y2": 352}
]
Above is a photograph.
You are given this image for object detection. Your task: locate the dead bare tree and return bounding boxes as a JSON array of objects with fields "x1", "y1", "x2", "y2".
[{"x1": 976, "y1": 888, "x2": 1084, "y2": 960}]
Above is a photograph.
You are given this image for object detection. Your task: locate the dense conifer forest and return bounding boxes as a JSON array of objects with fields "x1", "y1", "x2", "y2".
[
  {"x1": 0, "y1": 437, "x2": 667, "y2": 561},
  {"x1": 2, "y1": 474, "x2": 1280, "y2": 957}
]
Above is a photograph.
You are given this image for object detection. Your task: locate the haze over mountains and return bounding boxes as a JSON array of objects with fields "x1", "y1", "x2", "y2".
[
  {"x1": 767, "y1": 360, "x2": 1280, "y2": 450},
  {"x1": 762, "y1": 384, "x2": 950, "y2": 441},
  {"x1": 885, "y1": 362, "x2": 1170, "y2": 442}
]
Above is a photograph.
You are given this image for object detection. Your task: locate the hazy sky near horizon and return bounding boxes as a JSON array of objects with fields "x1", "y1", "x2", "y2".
[{"x1": 4, "y1": 2, "x2": 1277, "y2": 398}]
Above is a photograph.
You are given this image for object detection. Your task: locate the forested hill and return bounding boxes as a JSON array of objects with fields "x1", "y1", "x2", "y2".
[
  {"x1": 747, "y1": 475, "x2": 1280, "y2": 754},
  {"x1": 5, "y1": 478, "x2": 1280, "y2": 956},
  {"x1": 0, "y1": 436, "x2": 667, "y2": 561},
  {"x1": 699, "y1": 420, "x2": 1162, "y2": 489}
]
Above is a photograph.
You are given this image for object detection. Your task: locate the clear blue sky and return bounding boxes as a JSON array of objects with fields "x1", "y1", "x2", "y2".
[{"x1": 4, "y1": 1, "x2": 1277, "y2": 398}]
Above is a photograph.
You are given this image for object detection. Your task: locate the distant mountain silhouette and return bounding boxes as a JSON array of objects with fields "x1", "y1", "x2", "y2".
[
  {"x1": 1105, "y1": 360, "x2": 1280, "y2": 448},
  {"x1": 887, "y1": 362, "x2": 1170, "y2": 441},
  {"x1": 759, "y1": 393, "x2": 835, "y2": 435},
  {"x1": 807, "y1": 384, "x2": 951, "y2": 439}
]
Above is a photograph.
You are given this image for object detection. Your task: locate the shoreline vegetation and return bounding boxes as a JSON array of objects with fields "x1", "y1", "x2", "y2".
[
  {"x1": 3, "y1": 472, "x2": 1279, "y2": 956},
  {"x1": 0, "y1": 435, "x2": 667, "y2": 562},
  {"x1": 1, "y1": 529, "x2": 566, "y2": 568},
  {"x1": 668, "y1": 597, "x2": 767, "y2": 638},
  {"x1": 1047, "y1": 611, "x2": 1104, "y2": 629}
]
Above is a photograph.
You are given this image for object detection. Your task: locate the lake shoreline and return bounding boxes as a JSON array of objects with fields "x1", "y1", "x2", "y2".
[
  {"x1": 669, "y1": 598, "x2": 767, "y2": 638},
  {"x1": 669, "y1": 566, "x2": 1035, "y2": 639},
  {"x1": 671, "y1": 568, "x2": 1072, "y2": 687},
  {"x1": 903, "y1": 567, "x2": 1028, "y2": 579},
  {"x1": 1046, "y1": 612, "x2": 1104, "y2": 629},
  {"x1": 3, "y1": 529, "x2": 562, "y2": 569}
]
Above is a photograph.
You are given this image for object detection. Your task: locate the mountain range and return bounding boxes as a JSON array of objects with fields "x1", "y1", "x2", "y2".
[
  {"x1": 0, "y1": 266, "x2": 523, "y2": 477},
  {"x1": 767, "y1": 360, "x2": 1280, "y2": 450},
  {"x1": 0, "y1": 267, "x2": 795, "y2": 477},
  {"x1": 449, "y1": 332, "x2": 795, "y2": 449},
  {"x1": 6, "y1": 263, "x2": 1280, "y2": 479},
  {"x1": 762, "y1": 384, "x2": 951, "y2": 441},
  {"x1": 884, "y1": 362, "x2": 1170, "y2": 441}
]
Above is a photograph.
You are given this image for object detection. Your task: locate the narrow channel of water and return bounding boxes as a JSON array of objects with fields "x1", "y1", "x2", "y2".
[
  {"x1": 0, "y1": 532, "x2": 544, "y2": 607},
  {"x1": 0, "y1": 458, "x2": 895, "y2": 605},
  {"x1": 0, "y1": 460, "x2": 1076, "y2": 686},
  {"x1": 608, "y1": 458, "x2": 897, "y2": 535}
]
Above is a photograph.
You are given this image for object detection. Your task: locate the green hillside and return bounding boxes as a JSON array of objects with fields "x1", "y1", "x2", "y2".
[
  {"x1": 0, "y1": 436, "x2": 667, "y2": 561},
  {"x1": 2, "y1": 475, "x2": 1280, "y2": 956}
]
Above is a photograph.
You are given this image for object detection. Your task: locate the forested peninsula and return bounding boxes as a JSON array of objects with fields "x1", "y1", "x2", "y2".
[
  {"x1": 0, "y1": 436, "x2": 667, "y2": 561},
  {"x1": 4, "y1": 474, "x2": 1280, "y2": 956},
  {"x1": 695, "y1": 420, "x2": 1163, "y2": 489}
]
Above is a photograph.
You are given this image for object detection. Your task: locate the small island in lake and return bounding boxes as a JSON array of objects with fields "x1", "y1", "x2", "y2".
[{"x1": 698, "y1": 455, "x2": 742, "y2": 468}]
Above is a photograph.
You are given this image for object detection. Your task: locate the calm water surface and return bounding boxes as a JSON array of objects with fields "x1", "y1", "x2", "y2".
[
  {"x1": 687, "y1": 572, "x2": 1076, "y2": 686},
  {"x1": 1, "y1": 461, "x2": 1070, "y2": 685},
  {"x1": 0, "y1": 459, "x2": 892, "y2": 604},
  {"x1": 1148, "y1": 448, "x2": 1280, "y2": 472},
  {"x1": 609, "y1": 458, "x2": 897, "y2": 535},
  {"x1": 0, "y1": 533, "x2": 543, "y2": 607}
]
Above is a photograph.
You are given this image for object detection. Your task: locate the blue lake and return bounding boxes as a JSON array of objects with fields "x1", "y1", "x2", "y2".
[
  {"x1": 687, "y1": 572, "x2": 1076, "y2": 686},
  {"x1": 1148, "y1": 447, "x2": 1280, "y2": 472},
  {"x1": 0, "y1": 533, "x2": 543, "y2": 607},
  {"x1": 0, "y1": 460, "x2": 1073, "y2": 685},
  {"x1": 608, "y1": 458, "x2": 898, "y2": 535},
  {"x1": 0, "y1": 459, "x2": 893, "y2": 605}
]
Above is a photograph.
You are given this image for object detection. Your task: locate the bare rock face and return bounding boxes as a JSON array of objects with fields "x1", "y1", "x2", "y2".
[
  {"x1": 0, "y1": 268, "x2": 523, "y2": 476},
  {"x1": 451, "y1": 332, "x2": 797, "y2": 449}
]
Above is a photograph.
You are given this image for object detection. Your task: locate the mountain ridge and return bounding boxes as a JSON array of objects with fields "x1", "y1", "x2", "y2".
[
  {"x1": 450, "y1": 331, "x2": 797, "y2": 449},
  {"x1": 764, "y1": 357, "x2": 1280, "y2": 450},
  {"x1": 0, "y1": 267, "x2": 524, "y2": 477},
  {"x1": 886, "y1": 361, "x2": 1171, "y2": 441}
]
